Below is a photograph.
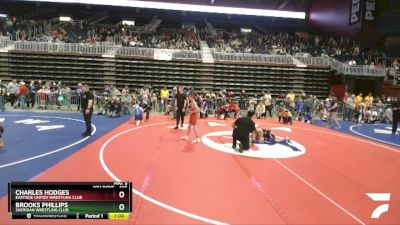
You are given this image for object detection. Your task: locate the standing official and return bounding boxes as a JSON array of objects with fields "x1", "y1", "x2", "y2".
[
  {"x1": 81, "y1": 84, "x2": 94, "y2": 137},
  {"x1": 392, "y1": 96, "x2": 400, "y2": 135},
  {"x1": 174, "y1": 86, "x2": 187, "y2": 129}
]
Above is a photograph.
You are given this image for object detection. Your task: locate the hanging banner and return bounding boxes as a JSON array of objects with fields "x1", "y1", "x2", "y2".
[
  {"x1": 349, "y1": 0, "x2": 363, "y2": 25},
  {"x1": 364, "y1": 0, "x2": 376, "y2": 21},
  {"x1": 154, "y1": 49, "x2": 173, "y2": 61}
]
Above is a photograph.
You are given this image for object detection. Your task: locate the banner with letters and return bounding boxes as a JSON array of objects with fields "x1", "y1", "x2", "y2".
[
  {"x1": 349, "y1": 0, "x2": 364, "y2": 25},
  {"x1": 364, "y1": 0, "x2": 376, "y2": 22}
]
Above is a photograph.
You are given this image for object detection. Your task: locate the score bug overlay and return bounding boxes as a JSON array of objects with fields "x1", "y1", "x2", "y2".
[{"x1": 8, "y1": 182, "x2": 132, "y2": 220}]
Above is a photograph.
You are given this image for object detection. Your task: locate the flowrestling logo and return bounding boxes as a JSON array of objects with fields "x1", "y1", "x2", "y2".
[{"x1": 201, "y1": 130, "x2": 306, "y2": 159}]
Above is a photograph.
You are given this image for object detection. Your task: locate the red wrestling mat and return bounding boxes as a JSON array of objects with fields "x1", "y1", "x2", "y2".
[{"x1": 1, "y1": 115, "x2": 399, "y2": 225}]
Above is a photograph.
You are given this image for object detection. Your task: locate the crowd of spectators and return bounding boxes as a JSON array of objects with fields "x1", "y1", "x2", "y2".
[
  {"x1": 0, "y1": 79, "x2": 73, "y2": 111},
  {"x1": 0, "y1": 79, "x2": 398, "y2": 131},
  {"x1": 0, "y1": 16, "x2": 123, "y2": 44},
  {"x1": 1, "y1": 16, "x2": 395, "y2": 66},
  {"x1": 1, "y1": 16, "x2": 200, "y2": 50},
  {"x1": 122, "y1": 28, "x2": 200, "y2": 50},
  {"x1": 206, "y1": 29, "x2": 389, "y2": 67}
]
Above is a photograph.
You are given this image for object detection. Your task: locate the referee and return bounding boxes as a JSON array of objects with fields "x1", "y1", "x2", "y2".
[
  {"x1": 81, "y1": 84, "x2": 94, "y2": 137},
  {"x1": 232, "y1": 110, "x2": 256, "y2": 153},
  {"x1": 392, "y1": 96, "x2": 400, "y2": 135}
]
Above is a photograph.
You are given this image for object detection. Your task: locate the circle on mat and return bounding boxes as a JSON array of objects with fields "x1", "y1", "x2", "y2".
[{"x1": 201, "y1": 130, "x2": 306, "y2": 158}]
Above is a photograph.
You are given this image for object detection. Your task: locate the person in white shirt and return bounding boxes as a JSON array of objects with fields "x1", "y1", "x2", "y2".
[
  {"x1": 344, "y1": 94, "x2": 355, "y2": 121},
  {"x1": 7, "y1": 79, "x2": 18, "y2": 108},
  {"x1": 256, "y1": 102, "x2": 266, "y2": 119},
  {"x1": 263, "y1": 91, "x2": 273, "y2": 118}
]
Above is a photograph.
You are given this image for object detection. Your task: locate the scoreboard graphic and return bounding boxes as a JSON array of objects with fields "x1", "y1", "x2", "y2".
[{"x1": 8, "y1": 182, "x2": 132, "y2": 220}]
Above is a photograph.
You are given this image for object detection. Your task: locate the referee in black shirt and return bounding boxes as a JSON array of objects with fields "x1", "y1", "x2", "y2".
[
  {"x1": 392, "y1": 96, "x2": 400, "y2": 135},
  {"x1": 232, "y1": 110, "x2": 256, "y2": 153},
  {"x1": 81, "y1": 84, "x2": 94, "y2": 137},
  {"x1": 174, "y1": 86, "x2": 187, "y2": 129}
]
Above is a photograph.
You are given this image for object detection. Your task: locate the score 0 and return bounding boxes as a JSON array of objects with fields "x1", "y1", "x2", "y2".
[
  {"x1": 119, "y1": 191, "x2": 125, "y2": 199},
  {"x1": 118, "y1": 190, "x2": 127, "y2": 211}
]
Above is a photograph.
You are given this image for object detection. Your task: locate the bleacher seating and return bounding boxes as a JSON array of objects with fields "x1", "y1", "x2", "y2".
[{"x1": 0, "y1": 50, "x2": 330, "y2": 98}]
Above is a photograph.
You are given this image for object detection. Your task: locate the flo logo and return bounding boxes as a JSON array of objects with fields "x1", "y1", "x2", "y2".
[
  {"x1": 367, "y1": 193, "x2": 391, "y2": 219},
  {"x1": 201, "y1": 130, "x2": 306, "y2": 159}
]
